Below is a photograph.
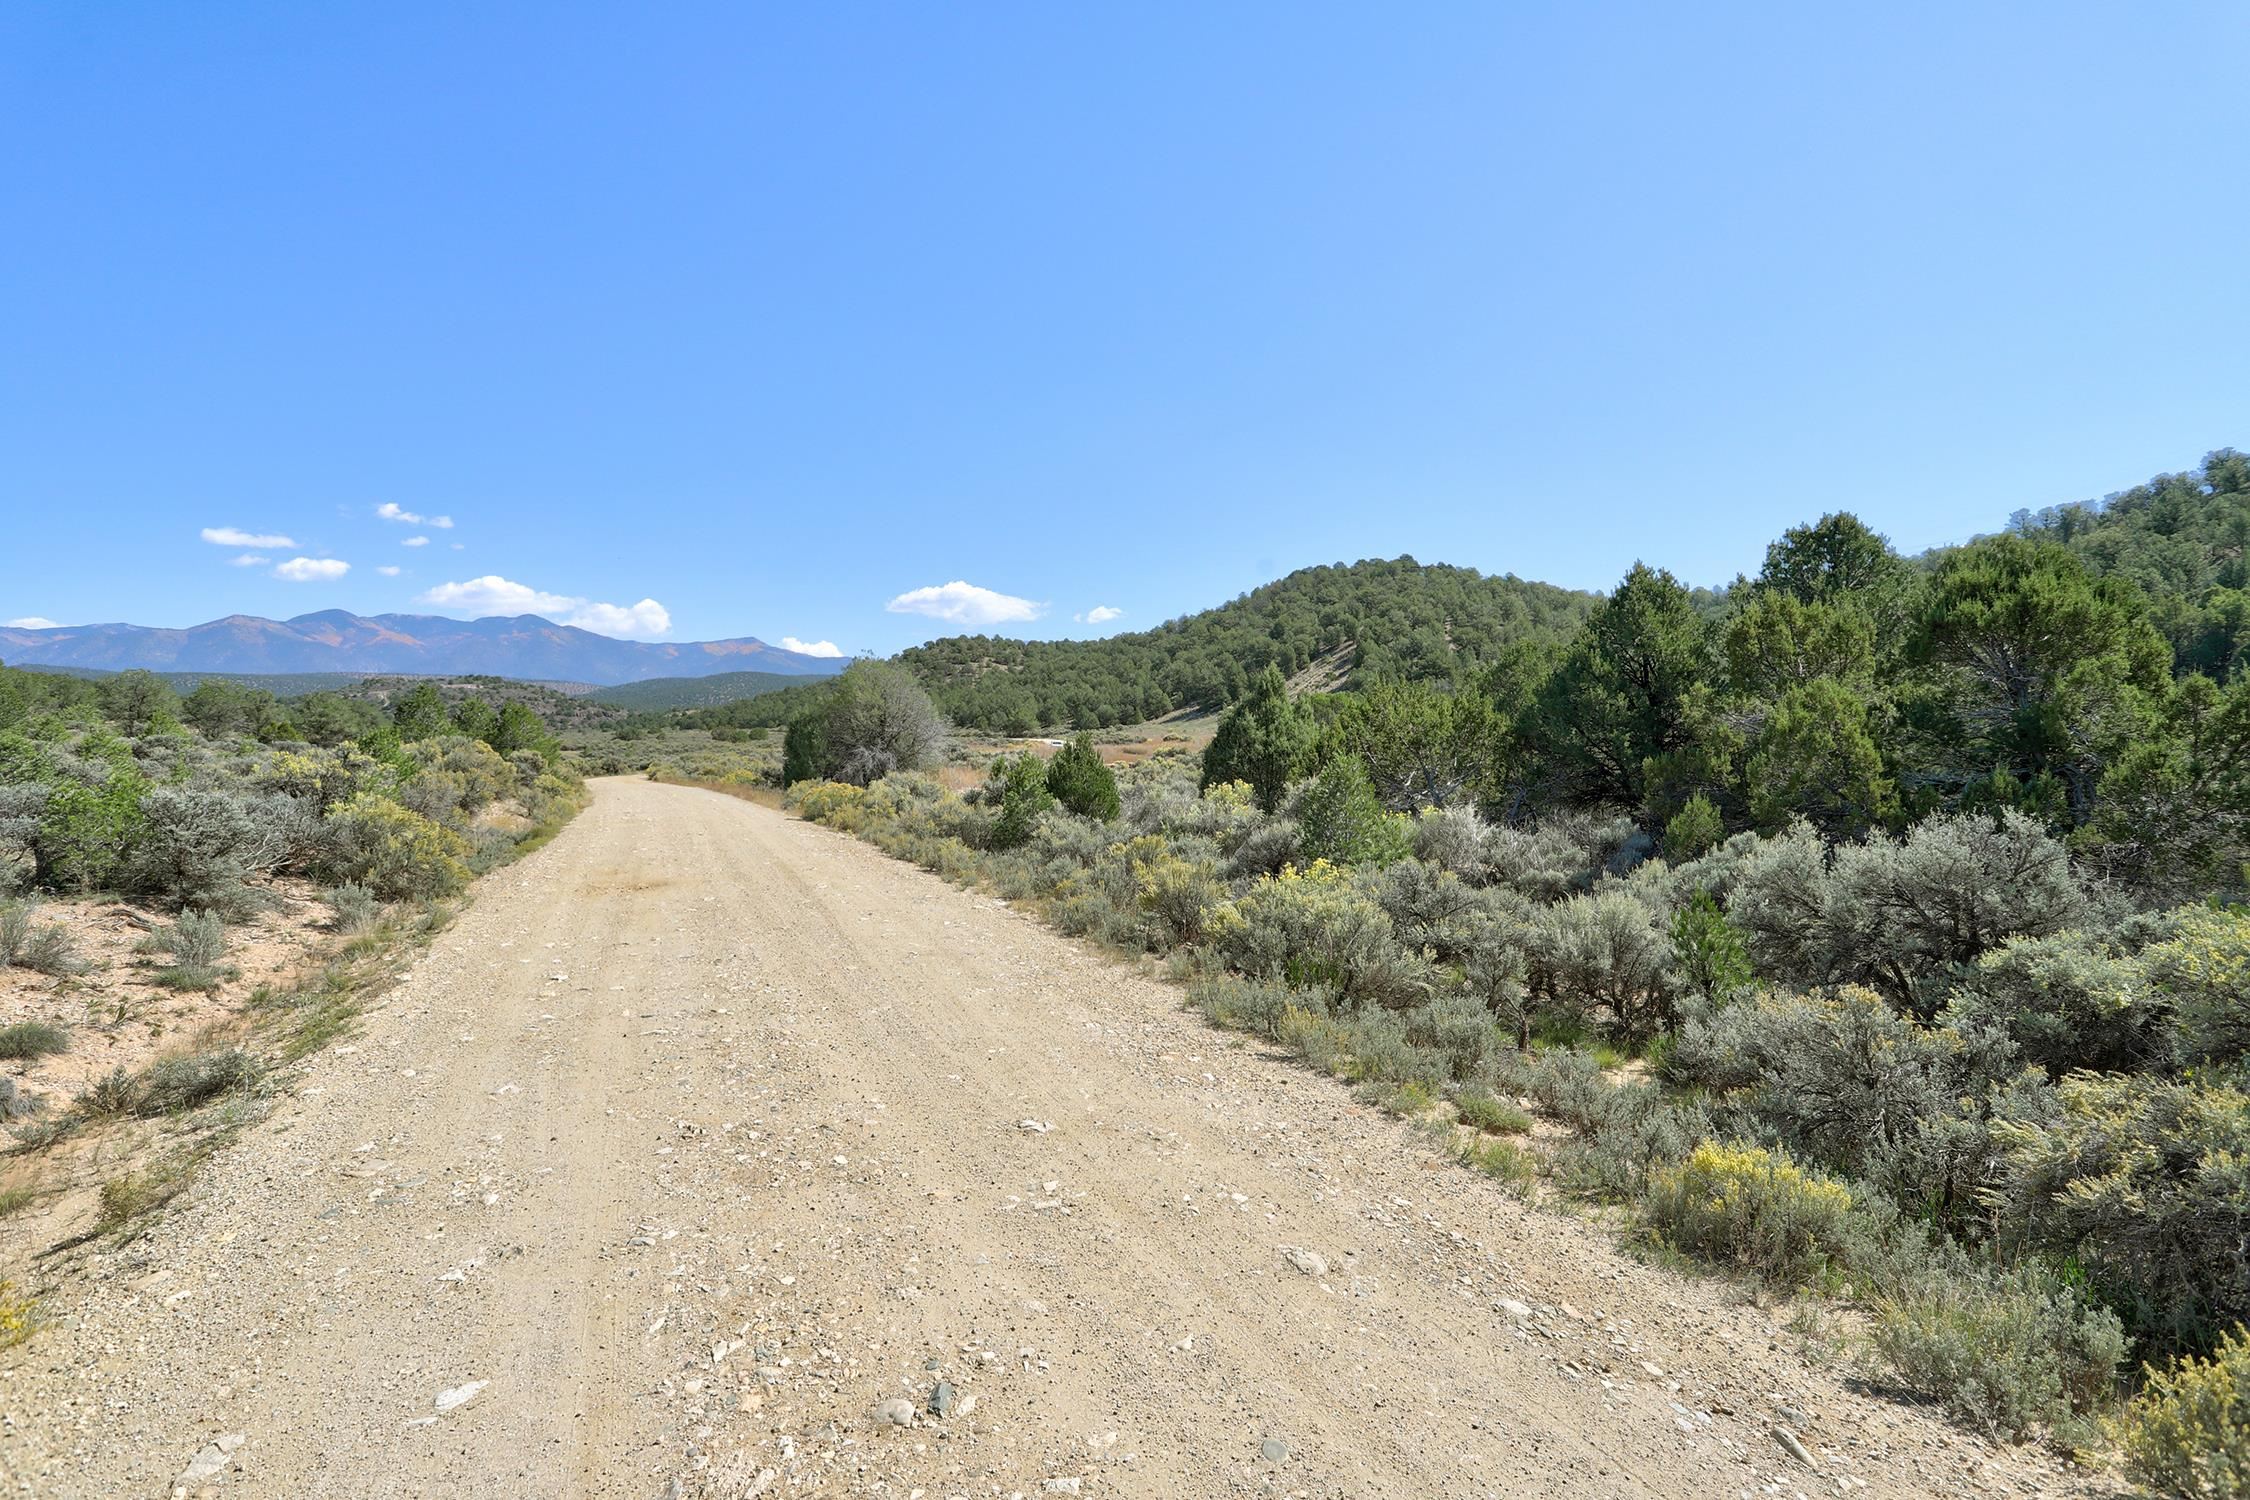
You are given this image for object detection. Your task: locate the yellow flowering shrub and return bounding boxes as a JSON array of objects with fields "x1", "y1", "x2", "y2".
[
  {"x1": 2127, "y1": 1329, "x2": 2250, "y2": 1498},
  {"x1": 1127, "y1": 836, "x2": 1227, "y2": 944},
  {"x1": 786, "y1": 780, "x2": 867, "y2": 825},
  {"x1": 2140, "y1": 906, "x2": 2250, "y2": 1064},
  {"x1": 1642, "y1": 1140, "x2": 1856, "y2": 1284},
  {"x1": 1200, "y1": 779, "x2": 1256, "y2": 813}
]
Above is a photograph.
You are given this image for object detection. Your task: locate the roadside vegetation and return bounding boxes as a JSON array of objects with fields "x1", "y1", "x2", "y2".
[
  {"x1": 779, "y1": 451, "x2": 2250, "y2": 1487},
  {"x1": 0, "y1": 660, "x2": 585, "y2": 1282}
]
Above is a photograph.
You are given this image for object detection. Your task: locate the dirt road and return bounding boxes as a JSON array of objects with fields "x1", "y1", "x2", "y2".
[{"x1": 1, "y1": 779, "x2": 2089, "y2": 1498}]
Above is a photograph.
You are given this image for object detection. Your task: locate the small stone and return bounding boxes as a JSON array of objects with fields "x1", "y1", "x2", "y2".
[
  {"x1": 1260, "y1": 1437, "x2": 1289, "y2": 1462},
  {"x1": 1280, "y1": 1247, "x2": 1328, "y2": 1278},
  {"x1": 871, "y1": 1397, "x2": 917, "y2": 1428},
  {"x1": 175, "y1": 1434, "x2": 247, "y2": 1487},
  {"x1": 1497, "y1": 1298, "x2": 1534, "y2": 1321},
  {"x1": 1640, "y1": 1361, "x2": 1664, "y2": 1379},
  {"x1": 930, "y1": 1380, "x2": 957, "y2": 1418},
  {"x1": 1772, "y1": 1425, "x2": 1818, "y2": 1468},
  {"x1": 1041, "y1": 1481, "x2": 1081, "y2": 1496}
]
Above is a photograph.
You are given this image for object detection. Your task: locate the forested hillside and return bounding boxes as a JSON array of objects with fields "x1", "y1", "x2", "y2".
[
  {"x1": 2005, "y1": 447, "x2": 2250, "y2": 676},
  {"x1": 896, "y1": 559, "x2": 1597, "y2": 732},
  {"x1": 17, "y1": 668, "x2": 376, "y2": 698},
  {"x1": 588, "y1": 669, "x2": 816, "y2": 712}
]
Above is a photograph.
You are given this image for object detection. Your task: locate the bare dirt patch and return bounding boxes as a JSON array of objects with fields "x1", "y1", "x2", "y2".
[{"x1": 0, "y1": 882, "x2": 330, "y2": 1110}]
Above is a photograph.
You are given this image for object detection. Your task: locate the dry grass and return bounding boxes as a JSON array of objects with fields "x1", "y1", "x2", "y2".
[
  {"x1": 950, "y1": 713, "x2": 1217, "y2": 774},
  {"x1": 94, "y1": 1158, "x2": 191, "y2": 1233}
]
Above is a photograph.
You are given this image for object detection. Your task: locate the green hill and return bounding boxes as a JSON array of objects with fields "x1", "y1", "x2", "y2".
[
  {"x1": 896, "y1": 557, "x2": 1599, "y2": 733},
  {"x1": 588, "y1": 669, "x2": 823, "y2": 711}
]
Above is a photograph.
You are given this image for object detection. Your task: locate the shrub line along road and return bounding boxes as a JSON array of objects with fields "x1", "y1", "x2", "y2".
[{"x1": 2, "y1": 779, "x2": 2091, "y2": 1498}]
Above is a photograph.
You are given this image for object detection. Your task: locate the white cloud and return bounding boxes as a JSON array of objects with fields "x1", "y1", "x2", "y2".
[
  {"x1": 376, "y1": 503, "x2": 454, "y2": 529},
  {"x1": 228, "y1": 554, "x2": 270, "y2": 567},
  {"x1": 5, "y1": 616, "x2": 60, "y2": 630},
  {"x1": 274, "y1": 557, "x2": 350, "y2": 582},
  {"x1": 202, "y1": 526, "x2": 295, "y2": 549},
  {"x1": 402, "y1": 535, "x2": 429, "y2": 548},
  {"x1": 571, "y1": 600, "x2": 673, "y2": 637},
  {"x1": 417, "y1": 576, "x2": 573, "y2": 615},
  {"x1": 779, "y1": 636, "x2": 844, "y2": 658},
  {"x1": 415, "y1": 575, "x2": 672, "y2": 640},
  {"x1": 1074, "y1": 605, "x2": 1124, "y2": 625},
  {"x1": 885, "y1": 580, "x2": 1045, "y2": 626},
  {"x1": 376, "y1": 565, "x2": 402, "y2": 577}
]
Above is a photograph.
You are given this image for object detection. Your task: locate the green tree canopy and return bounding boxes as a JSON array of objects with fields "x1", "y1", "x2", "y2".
[
  {"x1": 1317, "y1": 678, "x2": 1501, "y2": 811},
  {"x1": 1045, "y1": 733, "x2": 1120, "y2": 821},
  {"x1": 782, "y1": 661, "x2": 946, "y2": 786},
  {"x1": 99, "y1": 670, "x2": 178, "y2": 736},
  {"x1": 1911, "y1": 535, "x2": 2170, "y2": 819},
  {"x1": 1518, "y1": 563, "x2": 1708, "y2": 810},
  {"x1": 1201, "y1": 664, "x2": 1316, "y2": 813},
  {"x1": 391, "y1": 682, "x2": 454, "y2": 741},
  {"x1": 1745, "y1": 678, "x2": 1898, "y2": 839}
]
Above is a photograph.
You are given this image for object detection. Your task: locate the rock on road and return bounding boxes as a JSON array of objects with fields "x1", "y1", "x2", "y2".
[{"x1": 1, "y1": 779, "x2": 2091, "y2": 1498}]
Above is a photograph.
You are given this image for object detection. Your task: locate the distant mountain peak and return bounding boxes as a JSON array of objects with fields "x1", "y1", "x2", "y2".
[{"x1": 0, "y1": 610, "x2": 845, "y2": 686}]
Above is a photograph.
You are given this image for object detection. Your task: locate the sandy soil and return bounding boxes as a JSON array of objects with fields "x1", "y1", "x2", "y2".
[
  {"x1": 0, "y1": 779, "x2": 2099, "y2": 1498},
  {"x1": 0, "y1": 883, "x2": 332, "y2": 1111}
]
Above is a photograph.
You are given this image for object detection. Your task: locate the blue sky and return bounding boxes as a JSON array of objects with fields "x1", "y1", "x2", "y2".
[{"x1": 3, "y1": 3, "x2": 2246, "y2": 654}]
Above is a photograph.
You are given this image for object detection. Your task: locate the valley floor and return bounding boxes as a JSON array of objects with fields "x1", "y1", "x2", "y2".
[{"x1": 1, "y1": 779, "x2": 2095, "y2": 1498}]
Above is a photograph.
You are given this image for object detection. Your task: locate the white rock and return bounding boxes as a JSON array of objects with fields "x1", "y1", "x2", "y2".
[
  {"x1": 175, "y1": 1433, "x2": 246, "y2": 1486},
  {"x1": 870, "y1": 1397, "x2": 917, "y2": 1428},
  {"x1": 1280, "y1": 1246, "x2": 1328, "y2": 1278},
  {"x1": 436, "y1": 1380, "x2": 488, "y2": 1413}
]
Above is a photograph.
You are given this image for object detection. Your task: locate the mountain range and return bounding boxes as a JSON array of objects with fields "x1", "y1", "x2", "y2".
[{"x1": 0, "y1": 610, "x2": 845, "y2": 686}]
